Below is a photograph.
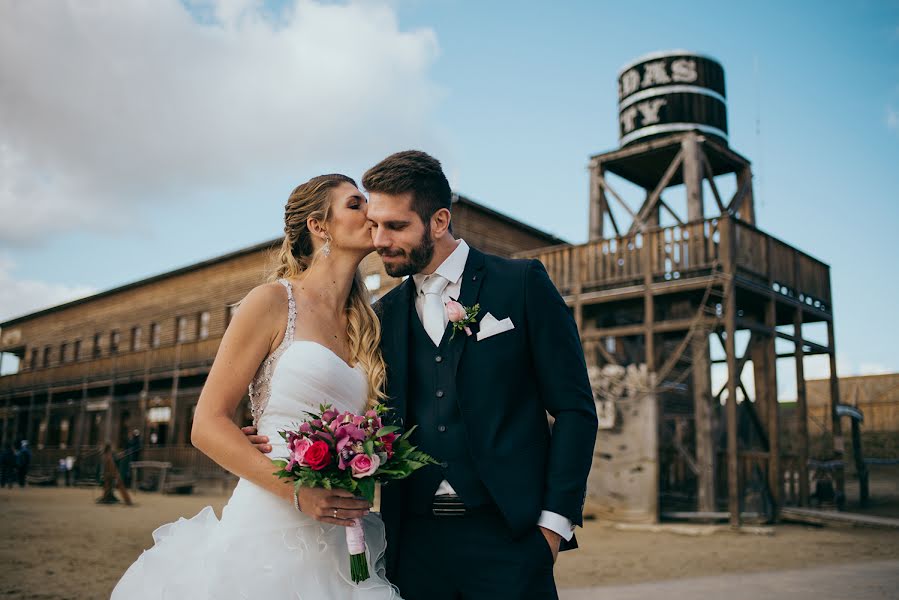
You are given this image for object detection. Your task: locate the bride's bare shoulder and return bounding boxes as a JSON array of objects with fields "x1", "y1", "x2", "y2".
[{"x1": 234, "y1": 282, "x2": 289, "y2": 325}]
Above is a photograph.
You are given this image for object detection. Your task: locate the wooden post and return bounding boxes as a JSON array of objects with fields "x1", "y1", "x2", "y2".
[
  {"x1": 574, "y1": 247, "x2": 586, "y2": 332},
  {"x1": 169, "y1": 344, "x2": 182, "y2": 445},
  {"x1": 692, "y1": 331, "x2": 715, "y2": 512},
  {"x1": 736, "y1": 166, "x2": 756, "y2": 224},
  {"x1": 682, "y1": 133, "x2": 704, "y2": 222},
  {"x1": 826, "y1": 318, "x2": 845, "y2": 505},
  {"x1": 26, "y1": 391, "x2": 36, "y2": 445},
  {"x1": 643, "y1": 232, "x2": 656, "y2": 373},
  {"x1": 721, "y1": 217, "x2": 741, "y2": 527},
  {"x1": 794, "y1": 307, "x2": 810, "y2": 507},
  {"x1": 589, "y1": 162, "x2": 605, "y2": 241},
  {"x1": 765, "y1": 297, "x2": 781, "y2": 514}
]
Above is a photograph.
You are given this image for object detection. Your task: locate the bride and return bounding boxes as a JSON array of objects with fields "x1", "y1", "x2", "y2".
[{"x1": 112, "y1": 174, "x2": 401, "y2": 598}]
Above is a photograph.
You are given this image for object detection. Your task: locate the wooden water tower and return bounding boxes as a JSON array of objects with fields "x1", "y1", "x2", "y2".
[{"x1": 518, "y1": 51, "x2": 844, "y2": 525}]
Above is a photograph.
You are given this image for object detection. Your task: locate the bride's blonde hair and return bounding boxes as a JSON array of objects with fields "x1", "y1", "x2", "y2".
[{"x1": 270, "y1": 174, "x2": 386, "y2": 409}]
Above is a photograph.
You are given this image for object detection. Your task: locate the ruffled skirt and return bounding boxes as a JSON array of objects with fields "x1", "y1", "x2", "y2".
[{"x1": 111, "y1": 478, "x2": 401, "y2": 599}]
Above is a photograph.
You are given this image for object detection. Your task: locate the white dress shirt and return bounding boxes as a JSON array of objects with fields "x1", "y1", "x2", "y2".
[{"x1": 411, "y1": 239, "x2": 575, "y2": 541}]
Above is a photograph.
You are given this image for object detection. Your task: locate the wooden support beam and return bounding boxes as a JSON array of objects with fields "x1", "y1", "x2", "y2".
[
  {"x1": 630, "y1": 149, "x2": 684, "y2": 235},
  {"x1": 682, "y1": 133, "x2": 704, "y2": 222},
  {"x1": 582, "y1": 316, "x2": 718, "y2": 340},
  {"x1": 589, "y1": 165, "x2": 604, "y2": 241},
  {"x1": 794, "y1": 307, "x2": 810, "y2": 507},
  {"x1": 692, "y1": 332, "x2": 716, "y2": 512},
  {"x1": 736, "y1": 166, "x2": 756, "y2": 225},
  {"x1": 721, "y1": 217, "x2": 741, "y2": 527},
  {"x1": 827, "y1": 319, "x2": 846, "y2": 504},
  {"x1": 658, "y1": 196, "x2": 685, "y2": 225},
  {"x1": 728, "y1": 173, "x2": 753, "y2": 217},
  {"x1": 700, "y1": 151, "x2": 726, "y2": 214},
  {"x1": 596, "y1": 174, "x2": 637, "y2": 219},
  {"x1": 594, "y1": 339, "x2": 620, "y2": 367},
  {"x1": 760, "y1": 289, "x2": 781, "y2": 514},
  {"x1": 773, "y1": 330, "x2": 830, "y2": 355}
]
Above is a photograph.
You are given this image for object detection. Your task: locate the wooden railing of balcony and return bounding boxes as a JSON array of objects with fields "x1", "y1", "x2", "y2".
[
  {"x1": 0, "y1": 337, "x2": 221, "y2": 395},
  {"x1": 516, "y1": 217, "x2": 830, "y2": 309}
]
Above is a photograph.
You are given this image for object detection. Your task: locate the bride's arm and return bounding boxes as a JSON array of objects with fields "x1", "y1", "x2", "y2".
[{"x1": 190, "y1": 284, "x2": 369, "y2": 526}]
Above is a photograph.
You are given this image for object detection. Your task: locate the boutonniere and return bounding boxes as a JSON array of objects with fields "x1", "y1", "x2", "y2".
[{"x1": 445, "y1": 299, "x2": 480, "y2": 340}]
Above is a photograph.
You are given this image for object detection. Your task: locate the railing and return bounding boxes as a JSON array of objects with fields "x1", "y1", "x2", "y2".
[
  {"x1": 0, "y1": 337, "x2": 221, "y2": 395},
  {"x1": 516, "y1": 217, "x2": 831, "y2": 308}
]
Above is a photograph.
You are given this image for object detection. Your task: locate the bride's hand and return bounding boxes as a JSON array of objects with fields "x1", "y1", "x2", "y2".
[
  {"x1": 295, "y1": 486, "x2": 372, "y2": 527},
  {"x1": 241, "y1": 426, "x2": 271, "y2": 453}
]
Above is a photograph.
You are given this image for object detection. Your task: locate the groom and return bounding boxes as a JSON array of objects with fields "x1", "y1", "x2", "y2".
[{"x1": 362, "y1": 151, "x2": 597, "y2": 599}]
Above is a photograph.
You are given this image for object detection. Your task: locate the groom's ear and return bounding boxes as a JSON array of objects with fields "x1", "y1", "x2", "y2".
[{"x1": 430, "y1": 207, "x2": 452, "y2": 238}]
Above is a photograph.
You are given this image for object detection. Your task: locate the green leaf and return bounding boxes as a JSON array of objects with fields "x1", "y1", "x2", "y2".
[
  {"x1": 375, "y1": 426, "x2": 400, "y2": 437},
  {"x1": 363, "y1": 439, "x2": 374, "y2": 456},
  {"x1": 357, "y1": 477, "x2": 375, "y2": 504}
]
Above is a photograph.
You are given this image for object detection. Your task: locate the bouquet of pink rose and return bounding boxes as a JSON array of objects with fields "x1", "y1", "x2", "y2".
[{"x1": 272, "y1": 403, "x2": 437, "y2": 583}]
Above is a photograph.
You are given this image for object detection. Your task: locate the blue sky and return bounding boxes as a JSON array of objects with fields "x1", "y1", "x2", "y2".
[{"x1": 1, "y1": 0, "x2": 897, "y2": 384}]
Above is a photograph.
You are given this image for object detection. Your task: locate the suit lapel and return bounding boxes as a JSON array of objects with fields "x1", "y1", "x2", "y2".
[
  {"x1": 382, "y1": 278, "x2": 414, "y2": 424},
  {"x1": 450, "y1": 247, "x2": 486, "y2": 376}
]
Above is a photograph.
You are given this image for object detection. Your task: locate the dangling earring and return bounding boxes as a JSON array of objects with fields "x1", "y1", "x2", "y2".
[{"x1": 322, "y1": 236, "x2": 332, "y2": 257}]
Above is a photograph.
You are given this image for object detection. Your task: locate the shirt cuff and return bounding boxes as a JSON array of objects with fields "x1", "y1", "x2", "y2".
[{"x1": 537, "y1": 510, "x2": 575, "y2": 542}]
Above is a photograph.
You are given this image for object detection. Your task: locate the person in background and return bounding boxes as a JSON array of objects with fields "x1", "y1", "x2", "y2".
[
  {"x1": 1, "y1": 443, "x2": 16, "y2": 488},
  {"x1": 16, "y1": 440, "x2": 31, "y2": 487}
]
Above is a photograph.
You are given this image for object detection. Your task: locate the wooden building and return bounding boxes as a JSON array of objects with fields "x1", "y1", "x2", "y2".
[
  {"x1": 807, "y1": 373, "x2": 899, "y2": 435},
  {"x1": 0, "y1": 194, "x2": 564, "y2": 478}
]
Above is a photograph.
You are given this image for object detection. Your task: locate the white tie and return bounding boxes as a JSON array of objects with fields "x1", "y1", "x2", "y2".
[{"x1": 420, "y1": 275, "x2": 449, "y2": 346}]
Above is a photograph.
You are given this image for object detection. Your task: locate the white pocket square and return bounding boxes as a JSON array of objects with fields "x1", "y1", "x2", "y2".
[{"x1": 476, "y1": 312, "x2": 515, "y2": 341}]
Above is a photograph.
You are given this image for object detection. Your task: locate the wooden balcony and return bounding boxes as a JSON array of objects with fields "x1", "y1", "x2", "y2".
[
  {"x1": 515, "y1": 216, "x2": 831, "y2": 311},
  {"x1": 0, "y1": 337, "x2": 221, "y2": 396}
]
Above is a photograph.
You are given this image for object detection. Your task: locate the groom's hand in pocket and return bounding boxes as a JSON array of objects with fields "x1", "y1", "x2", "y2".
[
  {"x1": 539, "y1": 526, "x2": 561, "y2": 564},
  {"x1": 241, "y1": 425, "x2": 271, "y2": 453}
]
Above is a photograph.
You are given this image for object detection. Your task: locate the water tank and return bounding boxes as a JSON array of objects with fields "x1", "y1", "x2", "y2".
[{"x1": 618, "y1": 51, "x2": 727, "y2": 147}]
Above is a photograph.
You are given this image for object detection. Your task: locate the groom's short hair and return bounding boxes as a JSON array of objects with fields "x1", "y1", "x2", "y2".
[{"x1": 362, "y1": 150, "x2": 452, "y2": 226}]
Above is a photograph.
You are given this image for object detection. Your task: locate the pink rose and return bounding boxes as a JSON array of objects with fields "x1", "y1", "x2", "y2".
[
  {"x1": 445, "y1": 300, "x2": 466, "y2": 323},
  {"x1": 288, "y1": 437, "x2": 313, "y2": 468},
  {"x1": 349, "y1": 453, "x2": 381, "y2": 479}
]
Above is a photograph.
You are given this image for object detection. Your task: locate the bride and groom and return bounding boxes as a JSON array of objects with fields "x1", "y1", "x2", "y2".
[{"x1": 112, "y1": 150, "x2": 598, "y2": 599}]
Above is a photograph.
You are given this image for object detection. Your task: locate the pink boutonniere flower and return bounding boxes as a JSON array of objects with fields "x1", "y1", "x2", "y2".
[{"x1": 445, "y1": 299, "x2": 480, "y2": 340}]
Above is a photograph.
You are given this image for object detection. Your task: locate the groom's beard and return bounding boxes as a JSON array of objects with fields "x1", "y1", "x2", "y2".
[{"x1": 379, "y1": 226, "x2": 435, "y2": 278}]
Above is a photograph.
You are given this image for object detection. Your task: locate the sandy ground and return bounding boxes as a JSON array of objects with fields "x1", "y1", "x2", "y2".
[{"x1": 1, "y1": 486, "x2": 898, "y2": 599}]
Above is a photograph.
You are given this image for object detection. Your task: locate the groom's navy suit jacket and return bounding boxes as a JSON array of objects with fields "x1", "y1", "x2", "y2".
[{"x1": 374, "y1": 246, "x2": 598, "y2": 575}]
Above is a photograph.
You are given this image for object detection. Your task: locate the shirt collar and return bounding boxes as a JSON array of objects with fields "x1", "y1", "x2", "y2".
[{"x1": 412, "y1": 239, "x2": 469, "y2": 293}]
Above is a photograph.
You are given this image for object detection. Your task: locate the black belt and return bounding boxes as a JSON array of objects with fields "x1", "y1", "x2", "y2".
[{"x1": 431, "y1": 494, "x2": 497, "y2": 518}]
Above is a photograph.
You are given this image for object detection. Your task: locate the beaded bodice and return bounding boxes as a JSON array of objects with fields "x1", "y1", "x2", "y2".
[{"x1": 247, "y1": 279, "x2": 297, "y2": 427}]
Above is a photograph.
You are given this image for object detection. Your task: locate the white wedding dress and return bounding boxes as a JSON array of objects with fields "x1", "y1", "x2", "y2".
[{"x1": 112, "y1": 279, "x2": 401, "y2": 599}]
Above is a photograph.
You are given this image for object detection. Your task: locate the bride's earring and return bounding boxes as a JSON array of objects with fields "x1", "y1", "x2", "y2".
[{"x1": 322, "y1": 236, "x2": 332, "y2": 257}]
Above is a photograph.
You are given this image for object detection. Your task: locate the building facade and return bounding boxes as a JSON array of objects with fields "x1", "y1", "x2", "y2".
[{"x1": 0, "y1": 195, "x2": 564, "y2": 474}]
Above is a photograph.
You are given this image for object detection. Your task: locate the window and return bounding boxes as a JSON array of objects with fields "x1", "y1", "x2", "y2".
[
  {"x1": 59, "y1": 342, "x2": 68, "y2": 363},
  {"x1": 73, "y1": 340, "x2": 81, "y2": 361},
  {"x1": 93, "y1": 333, "x2": 102, "y2": 358},
  {"x1": 42, "y1": 346, "x2": 51, "y2": 368},
  {"x1": 197, "y1": 311, "x2": 210, "y2": 340},
  {"x1": 226, "y1": 303, "x2": 239, "y2": 327},
  {"x1": 176, "y1": 316, "x2": 189, "y2": 343},
  {"x1": 150, "y1": 322, "x2": 161, "y2": 348},
  {"x1": 131, "y1": 326, "x2": 142, "y2": 351},
  {"x1": 30, "y1": 348, "x2": 38, "y2": 369},
  {"x1": 110, "y1": 330, "x2": 120, "y2": 354}
]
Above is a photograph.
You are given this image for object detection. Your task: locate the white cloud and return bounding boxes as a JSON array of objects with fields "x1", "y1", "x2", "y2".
[
  {"x1": 0, "y1": 254, "x2": 96, "y2": 323},
  {"x1": 0, "y1": 0, "x2": 440, "y2": 245}
]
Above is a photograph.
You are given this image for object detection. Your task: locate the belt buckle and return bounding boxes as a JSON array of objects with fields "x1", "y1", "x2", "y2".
[{"x1": 432, "y1": 495, "x2": 467, "y2": 517}]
